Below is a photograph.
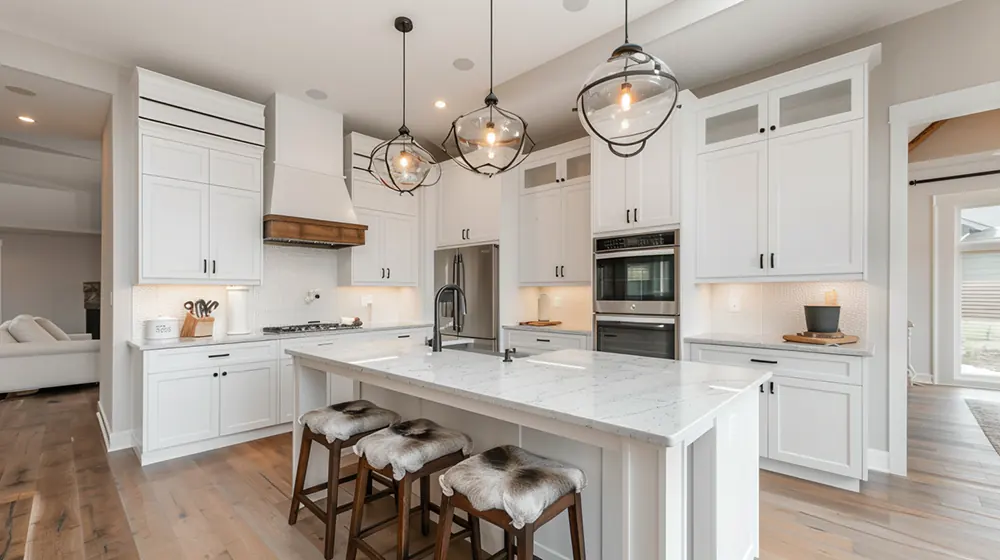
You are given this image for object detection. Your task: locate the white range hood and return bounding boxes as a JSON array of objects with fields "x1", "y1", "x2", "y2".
[{"x1": 262, "y1": 94, "x2": 367, "y2": 248}]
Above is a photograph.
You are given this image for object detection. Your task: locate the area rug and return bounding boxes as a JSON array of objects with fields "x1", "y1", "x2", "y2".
[{"x1": 965, "y1": 399, "x2": 1000, "y2": 456}]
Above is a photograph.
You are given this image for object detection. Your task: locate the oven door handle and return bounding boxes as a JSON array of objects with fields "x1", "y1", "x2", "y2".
[
  {"x1": 595, "y1": 248, "x2": 676, "y2": 260},
  {"x1": 595, "y1": 314, "x2": 676, "y2": 325}
]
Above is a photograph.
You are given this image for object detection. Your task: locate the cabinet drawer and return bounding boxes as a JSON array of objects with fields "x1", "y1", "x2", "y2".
[
  {"x1": 508, "y1": 331, "x2": 587, "y2": 353},
  {"x1": 148, "y1": 341, "x2": 278, "y2": 374},
  {"x1": 210, "y1": 150, "x2": 261, "y2": 192},
  {"x1": 142, "y1": 135, "x2": 210, "y2": 183},
  {"x1": 689, "y1": 343, "x2": 861, "y2": 385}
]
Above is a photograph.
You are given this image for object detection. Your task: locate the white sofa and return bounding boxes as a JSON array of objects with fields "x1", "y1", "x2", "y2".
[{"x1": 0, "y1": 316, "x2": 100, "y2": 393}]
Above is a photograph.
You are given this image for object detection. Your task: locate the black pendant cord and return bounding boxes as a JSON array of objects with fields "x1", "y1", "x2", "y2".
[
  {"x1": 489, "y1": 0, "x2": 495, "y2": 122},
  {"x1": 624, "y1": 0, "x2": 629, "y2": 43},
  {"x1": 401, "y1": 28, "x2": 407, "y2": 130}
]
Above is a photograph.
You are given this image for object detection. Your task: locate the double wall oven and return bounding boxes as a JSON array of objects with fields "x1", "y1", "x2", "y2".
[{"x1": 594, "y1": 230, "x2": 679, "y2": 359}]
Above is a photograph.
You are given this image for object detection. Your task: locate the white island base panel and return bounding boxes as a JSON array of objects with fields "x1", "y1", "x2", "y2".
[{"x1": 291, "y1": 342, "x2": 765, "y2": 560}]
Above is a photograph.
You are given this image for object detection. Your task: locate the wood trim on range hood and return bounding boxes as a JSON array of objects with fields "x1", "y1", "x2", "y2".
[{"x1": 263, "y1": 214, "x2": 368, "y2": 249}]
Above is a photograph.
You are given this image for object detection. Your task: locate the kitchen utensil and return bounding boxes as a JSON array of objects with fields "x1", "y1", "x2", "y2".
[
  {"x1": 184, "y1": 300, "x2": 198, "y2": 317},
  {"x1": 204, "y1": 300, "x2": 219, "y2": 316},
  {"x1": 783, "y1": 333, "x2": 859, "y2": 346},
  {"x1": 144, "y1": 317, "x2": 180, "y2": 340}
]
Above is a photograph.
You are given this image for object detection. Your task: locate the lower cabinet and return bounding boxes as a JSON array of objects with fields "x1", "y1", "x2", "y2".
[
  {"x1": 280, "y1": 360, "x2": 294, "y2": 423},
  {"x1": 504, "y1": 329, "x2": 591, "y2": 355},
  {"x1": 147, "y1": 367, "x2": 220, "y2": 450},
  {"x1": 219, "y1": 362, "x2": 278, "y2": 436}
]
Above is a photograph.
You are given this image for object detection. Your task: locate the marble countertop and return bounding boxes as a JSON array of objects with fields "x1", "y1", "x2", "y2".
[
  {"x1": 503, "y1": 324, "x2": 593, "y2": 336},
  {"x1": 685, "y1": 332, "x2": 874, "y2": 357},
  {"x1": 288, "y1": 340, "x2": 771, "y2": 447},
  {"x1": 127, "y1": 322, "x2": 433, "y2": 351}
]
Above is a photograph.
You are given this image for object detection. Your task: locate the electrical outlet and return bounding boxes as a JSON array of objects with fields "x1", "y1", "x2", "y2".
[{"x1": 360, "y1": 294, "x2": 374, "y2": 306}]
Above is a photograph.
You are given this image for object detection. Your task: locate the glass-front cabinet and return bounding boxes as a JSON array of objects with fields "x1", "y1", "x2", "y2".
[
  {"x1": 697, "y1": 93, "x2": 769, "y2": 153},
  {"x1": 522, "y1": 145, "x2": 591, "y2": 190}
]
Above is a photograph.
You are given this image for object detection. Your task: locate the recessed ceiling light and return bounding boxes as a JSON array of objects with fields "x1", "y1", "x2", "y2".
[
  {"x1": 305, "y1": 89, "x2": 328, "y2": 100},
  {"x1": 453, "y1": 58, "x2": 475, "y2": 71},
  {"x1": 18, "y1": 116, "x2": 35, "y2": 123},
  {"x1": 434, "y1": 100, "x2": 447, "y2": 109},
  {"x1": 563, "y1": 0, "x2": 589, "y2": 12},
  {"x1": 5, "y1": 85, "x2": 37, "y2": 97}
]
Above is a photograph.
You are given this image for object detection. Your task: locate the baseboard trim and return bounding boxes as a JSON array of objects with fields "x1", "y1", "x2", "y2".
[
  {"x1": 912, "y1": 373, "x2": 933, "y2": 385},
  {"x1": 867, "y1": 448, "x2": 891, "y2": 474},
  {"x1": 97, "y1": 401, "x2": 134, "y2": 452},
  {"x1": 96, "y1": 403, "x2": 111, "y2": 449},
  {"x1": 760, "y1": 458, "x2": 860, "y2": 492},
  {"x1": 139, "y1": 423, "x2": 292, "y2": 466}
]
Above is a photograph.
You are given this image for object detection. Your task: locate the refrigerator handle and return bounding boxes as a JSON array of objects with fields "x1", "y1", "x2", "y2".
[{"x1": 456, "y1": 252, "x2": 467, "y2": 331}]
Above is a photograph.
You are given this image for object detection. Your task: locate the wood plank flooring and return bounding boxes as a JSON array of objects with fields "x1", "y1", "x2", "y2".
[{"x1": 4, "y1": 384, "x2": 1000, "y2": 559}]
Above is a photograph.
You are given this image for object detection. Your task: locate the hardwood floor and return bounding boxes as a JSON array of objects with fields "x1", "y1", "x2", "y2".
[{"x1": 4, "y1": 384, "x2": 1000, "y2": 559}]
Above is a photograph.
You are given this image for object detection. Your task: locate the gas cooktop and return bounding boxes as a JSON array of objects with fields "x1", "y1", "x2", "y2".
[{"x1": 262, "y1": 322, "x2": 362, "y2": 335}]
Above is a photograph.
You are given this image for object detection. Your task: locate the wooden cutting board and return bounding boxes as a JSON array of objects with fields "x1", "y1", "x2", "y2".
[
  {"x1": 783, "y1": 333, "x2": 859, "y2": 345},
  {"x1": 519, "y1": 321, "x2": 563, "y2": 327}
]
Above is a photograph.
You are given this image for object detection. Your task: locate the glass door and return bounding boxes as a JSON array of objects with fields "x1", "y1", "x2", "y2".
[
  {"x1": 958, "y1": 205, "x2": 1000, "y2": 384},
  {"x1": 768, "y1": 66, "x2": 864, "y2": 138},
  {"x1": 594, "y1": 249, "x2": 677, "y2": 315},
  {"x1": 697, "y1": 93, "x2": 768, "y2": 153}
]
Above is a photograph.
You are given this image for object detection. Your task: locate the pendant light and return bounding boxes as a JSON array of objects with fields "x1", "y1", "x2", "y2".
[
  {"x1": 576, "y1": 0, "x2": 679, "y2": 158},
  {"x1": 441, "y1": 0, "x2": 535, "y2": 177},
  {"x1": 369, "y1": 17, "x2": 441, "y2": 195}
]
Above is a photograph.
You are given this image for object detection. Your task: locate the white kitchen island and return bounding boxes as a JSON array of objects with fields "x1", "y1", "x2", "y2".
[{"x1": 290, "y1": 338, "x2": 770, "y2": 560}]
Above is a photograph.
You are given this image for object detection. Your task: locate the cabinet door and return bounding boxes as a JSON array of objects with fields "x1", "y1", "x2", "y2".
[
  {"x1": 209, "y1": 186, "x2": 262, "y2": 283},
  {"x1": 383, "y1": 214, "x2": 418, "y2": 285},
  {"x1": 465, "y1": 173, "x2": 502, "y2": 243},
  {"x1": 210, "y1": 150, "x2": 262, "y2": 192},
  {"x1": 219, "y1": 362, "x2": 278, "y2": 436},
  {"x1": 522, "y1": 157, "x2": 560, "y2": 191},
  {"x1": 279, "y1": 360, "x2": 294, "y2": 423},
  {"x1": 627, "y1": 121, "x2": 679, "y2": 229},
  {"x1": 147, "y1": 368, "x2": 219, "y2": 450},
  {"x1": 760, "y1": 386, "x2": 769, "y2": 458},
  {"x1": 767, "y1": 120, "x2": 865, "y2": 277},
  {"x1": 519, "y1": 189, "x2": 564, "y2": 284},
  {"x1": 768, "y1": 66, "x2": 864, "y2": 138},
  {"x1": 697, "y1": 93, "x2": 768, "y2": 153},
  {"x1": 562, "y1": 150, "x2": 592, "y2": 187},
  {"x1": 142, "y1": 136, "x2": 210, "y2": 183},
  {"x1": 767, "y1": 376, "x2": 863, "y2": 478},
  {"x1": 561, "y1": 184, "x2": 592, "y2": 283},
  {"x1": 436, "y1": 166, "x2": 467, "y2": 247},
  {"x1": 591, "y1": 139, "x2": 629, "y2": 235},
  {"x1": 351, "y1": 209, "x2": 385, "y2": 283},
  {"x1": 695, "y1": 143, "x2": 768, "y2": 280},
  {"x1": 141, "y1": 176, "x2": 210, "y2": 281}
]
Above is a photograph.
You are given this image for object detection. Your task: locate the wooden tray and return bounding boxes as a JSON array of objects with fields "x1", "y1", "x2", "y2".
[
  {"x1": 783, "y1": 333, "x2": 859, "y2": 345},
  {"x1": 518, "y1": 321, "x2": 563, "y2": 327}
]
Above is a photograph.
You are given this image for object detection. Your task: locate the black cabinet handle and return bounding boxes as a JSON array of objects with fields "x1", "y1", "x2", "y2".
[
  {"x1": 555, "y1": 266, "x2": 559, "y2": 278},
  {"x1": 203, "y1": 259, "x2": 207, "y2": 273},
  {"x1": 759, "y1": 254, "x2": 764, "y2": 269},
  {"x1": 208, "y1": 353, "x2": 230, "y2": 359},
  {"x1": 603, "y1": 334, "x2": 618, "y2": 338},
  {"x1": 770, "y1": 381, "x2": 775, "y2": 394},
  {"x1": 560, "y1": 265, "x2": 565, "y2": 277},
  {"x1": 381, "y1": 268, "x2": 385, "y2": 279},
  {"x1": 751, "y1": 359, "x2": 778, "y2": 365},
  {"x1": 536, "y1": 338, "x2": 551, "y2": 343},
  {"x1": 634, "y1": 208, "x2": 639, "y2": 222},
  {"x1": 387, "y1": 267, "x2": 391, "y2": 279},
  {"x1": 760, "y1": 384, "x2": 764, "y2": 393},
  {"x1": 626, "y1": 209, "x2": 631, "y2": 224},
  {"x1": 212, "y1": 372, "x2": 219, "y2": 378},
  {"x1": 222, "y1": 371, "x2": 228, "y2": 377},
  {"x1": 317, "y1": 342, "x2": 335, "y2": 347},
  {"x1": 397, "y1": 334, "x2": 411, "y2": 339},
  {"x1": 770, "y1": 253, "x2": 775, "y2": 269}
]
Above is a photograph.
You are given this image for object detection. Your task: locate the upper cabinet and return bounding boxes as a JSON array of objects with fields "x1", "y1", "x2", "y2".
[
  {"x1": 591, "y1": 95, "x2": 687, "y2": 236},
  {"x1": 521, "y1": 143, "x2": 591, "y2": 191},
  {"x1": 519, "y1": 183, "x2": 591, "y2": 285},
  {"x1": 436, "y1": 162, "x2": 502, "y2": 248},
  {"x1": 694, "y1": 46, "x2": 879, "y2": 283},
  {"x1": 136, "y1": 69, "x2": 265, "y2": 286}
]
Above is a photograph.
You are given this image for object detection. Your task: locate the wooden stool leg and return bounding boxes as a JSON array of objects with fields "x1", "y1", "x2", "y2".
[
  {"x1": 323, "y1": 440, "x2": 343, "y2": 560},
  {"x1": 420, "y1": 475, "x2": 431, "y2": 536},
  {"x1": 567, "y1": 493, "x2": 586, "y2": 560},
  {"x1": 469, "y1": 516, "x2": 483, "y2": 560},
  {"x1": 517, "y1": 526, "x2": 534, "y2": 560},
  {"x1": 288, "y1": 429, "x2": 313, "y2": 525},
  {"x1": 504, "y1": 531, "x2": 515, "y2": 560},
  {"x1": 397, "y1": 476, "x2": 413, "y2": 560},
  {"x1": 366, "y1": 472, "x2": 375, "y2": 497},
  {"x1": 345, "y1": 458, "x2": 371, "y2": 560},
  {"x1": 433, "y1": 494, "x2": 455, "y2": 560}
]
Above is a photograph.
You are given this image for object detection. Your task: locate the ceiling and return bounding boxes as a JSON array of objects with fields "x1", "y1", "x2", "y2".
[
  {"x1": 0, "y1": 0, "x2": 965, "y2": 152},
  {"x1": 0, "y1": 65, "x2": 110, "y2": 140}
]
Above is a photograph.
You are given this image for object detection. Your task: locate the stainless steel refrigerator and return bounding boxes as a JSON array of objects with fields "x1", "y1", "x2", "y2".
[{"x1": 434, "y1": 244, "x2": 499, "y2": 351}]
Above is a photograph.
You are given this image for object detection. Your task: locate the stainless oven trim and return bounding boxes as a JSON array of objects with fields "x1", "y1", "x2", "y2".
[
  {"x1": 595, "y1": 314, "x2": 676, "y2": 324},
  {"x1": 595, "y1": 247, "x2": 676, "y2": 260},
  {"x1": 593, "y1": 234, "x2": 680, "y2": 316},
  {"x1": 594, "y1": 300, "x2": 678, "y2": 316}
]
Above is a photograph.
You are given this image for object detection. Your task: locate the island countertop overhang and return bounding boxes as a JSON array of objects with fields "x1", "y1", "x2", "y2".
[{"x1": 287, "y1": 341, "x2": 772, "y2": 448}]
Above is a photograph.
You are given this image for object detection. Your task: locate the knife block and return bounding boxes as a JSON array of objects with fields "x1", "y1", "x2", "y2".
[{"x1": 180, "y1": 313, "x2": 215, "y2": 338}]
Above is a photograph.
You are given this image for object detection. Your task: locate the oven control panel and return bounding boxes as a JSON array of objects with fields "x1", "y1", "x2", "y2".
[{"x1": 595, "y1": 231, "x2": 677, "y2": 253}]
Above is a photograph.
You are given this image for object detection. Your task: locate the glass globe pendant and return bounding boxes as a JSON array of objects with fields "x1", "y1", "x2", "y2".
[
  {"x1": 441, "y1": 0, "x2": 535, "y2": 177},
  {"x1": 369, "y1": 17, "x2": 441, "y2": 195},
  {"x1": 577, "y1": 0, "x2": 679, "y2": 158}
]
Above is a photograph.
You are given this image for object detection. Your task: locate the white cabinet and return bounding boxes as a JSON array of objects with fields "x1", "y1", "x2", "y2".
[
  {"x1": 519, "y1": 184, "x2": 591, "y2": 285},
  {"x1": 759, "y1": 388, "x2": 769, "y2": 458},
  {"x1": 219, "y1": 362, "x2": 278, "y2": 436},
  {"x1": 767, "y1": 66, "x2": 865, "y2": 139},
  {"x1": 437, "y1": 163, "x2": 502, "y2": 248},
  {"x1": 141, "y1": 176, "x2": 211, "y2": 281},
  {"x1": 210, "y1": 150, "x2": 262, "y2": 192},
  {"x1": 696, "y1": 94, "x2": 768, "y2": 154},
  {"x1": 505, "y1": 329, "x2": 591, "y2": 355},
  {"x1": 340, "y1": 209, "x2": 417, "y2": 286},
  {"x1": 142, "y1": 136, "x2": 211, "y2": 183},
  {"x1": 521, "y1": 144, "x2": 591, "y2": 191},
  {"x1": 591, "y1": 113, "x2": 682, "y2": 235},
  {"x1": 344, "y1": 133, "x2": 419, "y2": 217},
  {"x1": 279, "y1": 360, "x2": 294, "y2": 423},
  {"x1": 147, "y1": 367, "x2": 220, "y2": 450},
  {"x1": 767, "y1": 376, "x2": 863, "y2": 479},
  {"x1": 209, "y1": 186, "x2": 262, "y2": 283}
]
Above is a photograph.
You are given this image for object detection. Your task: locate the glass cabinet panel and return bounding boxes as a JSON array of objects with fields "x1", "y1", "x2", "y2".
[
  {"x1": 704, "y1": 105, "x2": 762, "y2": 148},
  {"x1": 565, "y1": 153, "x2": 591, "y2": 182},
  {"x1": 777, "y1": 79, "x2": 853, "y2": 129},
  {"x1": 524, "y1": 161, "x2": 558, "y2": 189}
]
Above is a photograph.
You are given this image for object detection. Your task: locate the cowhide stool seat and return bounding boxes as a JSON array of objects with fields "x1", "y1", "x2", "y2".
[
  {"x1": 434, "y1": 445, "x2": 588, "y2": 560},
  {"x1": 346, "y1": 419, "x2": 479, "y2": 560},
  {"x1": 289, "y1": 400, "x2": 401, "y2": 560}
]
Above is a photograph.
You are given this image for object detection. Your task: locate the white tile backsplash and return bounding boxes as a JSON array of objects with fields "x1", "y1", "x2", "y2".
[
  {"x1": 517, "y1": 286, "x2": 593, "y2": 331},
  {"x1": 709, "y1": 281, "x2": 868, "y2": 338}
]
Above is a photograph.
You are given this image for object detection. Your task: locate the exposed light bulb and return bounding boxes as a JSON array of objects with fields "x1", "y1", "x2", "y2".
[
  {"x1": 486, "y1": 129, "x2": 497, "y2": 146},
  {"x1": 396, "y1": 151, "x2": 412, "y2": 169},
  {"x1": 619, "y1": 83, "x2": 632, "y2": 111}
]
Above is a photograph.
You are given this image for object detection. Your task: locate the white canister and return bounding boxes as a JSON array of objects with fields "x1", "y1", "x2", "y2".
[
  {"x1": 144, "y1": 317, "x2": 180, "y2": 340},
  {"x1": 227, "y1": 286, "x2": 251, "y2": 335},
  {"x1": 538, "y1": 293, "x2": 551, "y2": 322}
]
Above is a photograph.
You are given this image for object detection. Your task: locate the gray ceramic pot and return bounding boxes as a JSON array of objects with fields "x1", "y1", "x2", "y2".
[{"x1": 804, "y1": 305, "x2": 841, "y2": 333}]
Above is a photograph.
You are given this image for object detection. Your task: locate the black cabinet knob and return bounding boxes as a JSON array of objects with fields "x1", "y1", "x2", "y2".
[
  {"x1": 770, "y1": 125, "x2": 777, "y2": 131},
  {"x1": 213, "y1": 372, "x2": 219, "y2": 378},
  {"x1": 222, "y1": 371, "x2": 228, "y2": 377},
  {"x1": 759, "y1": 128, "x2": 765, "y2": 134}
]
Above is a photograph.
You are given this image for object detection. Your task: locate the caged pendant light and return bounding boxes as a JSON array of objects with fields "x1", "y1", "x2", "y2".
[
  {"x1": 441, "y1": 0, "x2": 535, "y2": 177},
  {"x1": 368, "y1": 16, "x2": 441, "y2": 195},
  {"x1": 576, "y1": 0, "x2": 679, "y2": 158}
]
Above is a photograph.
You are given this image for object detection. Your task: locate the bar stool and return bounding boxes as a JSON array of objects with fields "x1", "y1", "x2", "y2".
[
  {"x1": 289, "y1": 400, "x2": 402, "y2": 560},
  {"x1": 434, "y1": 445, "x2": 587, "y2": 560},
  {"x1": 345, "y1": 419, "x2": 480, "y2": 560}
]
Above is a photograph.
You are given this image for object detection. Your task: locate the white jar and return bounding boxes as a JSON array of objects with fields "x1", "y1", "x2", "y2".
[{"x1": 144, "y1": 317, "x2": 180, "y2": 340}]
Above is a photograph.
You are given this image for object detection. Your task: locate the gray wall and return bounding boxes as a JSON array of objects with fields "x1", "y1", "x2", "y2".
[{"x1": 694, "y1": 0, "x2": 1000, "y2": 451}]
